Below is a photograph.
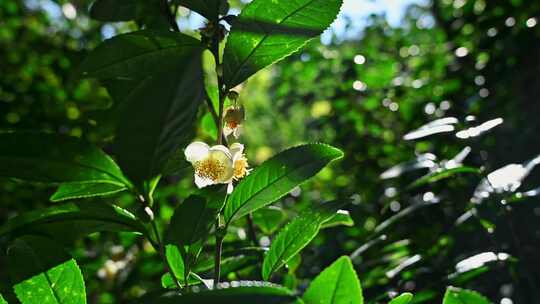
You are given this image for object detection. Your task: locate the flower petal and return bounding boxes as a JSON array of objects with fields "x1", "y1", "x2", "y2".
[
  {"x1": 185, "y1": 142, "x2": 210, "y2": 163},
  {"x1": 230, "y1": 143, "x2": 244, "y2": 160},
  {"x1": 223, "y1": 126, "x2": 233, "y2": 136},
  {"x1": 208, "y1": 145, "x2": 234, "y2": 182},
  {"x1": 194, "y1": 174, "x2": 214, "y2": 188},
  {"x1": 227, "y1": 182, "x2": 234, "y2": 194}
]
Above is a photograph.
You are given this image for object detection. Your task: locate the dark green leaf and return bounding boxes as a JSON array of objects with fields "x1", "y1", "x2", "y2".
[
  {"x1": 408, "y1": 166, "x2": 482, "y2": 189},
  {"x1": 8, "y1": 236, "x2": 86, "y2": 304},
  {"x1": 224, "y1": 144, "x2": 343, "y2": 224},
  {"x1": 0, "y1": 132, "x2": 130, "y2": 186},
  {"x1": 0, "y1": 202, "x2": 147, "y2": 243},
  {"x1": 79, "y1": 30, "x2": 201, "y2": 80},
  {"x1": 223, "y1": 0, "x2": 343, "y2": 88},
  {"x1": 114, "y1": 54, "x2": 204, "y2": 189},
  {"x1": 389, "y1": 293, "x2": 413, "y2": 304},
  {"x1": 166, "y1": 190, "x2": 225, "y2": 277},
  {"x1": 262, "y1": 200, "x2": 348, "y2": 280},
  {"x1": 321, "y1": 210, "x2": 354, "y2": 229},
  {"x1": 50, "y1": 182, "x2": 127, "y2": 202},
  {"x1": 303, "y1": 256, "x2": 363, "y2": 304},
  {"x1": 252, "y1": 206, "x2": 286, "y2": 234},
  {"x1": 151, "y1": 283, "x2": 295, "y2": 304},
  {"x1": 442, "y1": 287, "x2": 491, "y2": 304}
]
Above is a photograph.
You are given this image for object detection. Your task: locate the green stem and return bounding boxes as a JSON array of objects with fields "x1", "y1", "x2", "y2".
[{"x1": 214, "y1": 219, "x2": 225, "y2": 288}]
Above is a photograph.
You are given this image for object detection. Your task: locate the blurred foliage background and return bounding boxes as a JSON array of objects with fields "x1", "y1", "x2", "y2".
[{"x1": 1, "y1": 0, "x2": 540, "y2": 303}]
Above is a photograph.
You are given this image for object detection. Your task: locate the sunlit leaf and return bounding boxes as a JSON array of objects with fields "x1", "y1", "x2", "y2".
[
  {"x1": 224, "y1": 144, "x2": 343, "y2": 224},
  {"x1": 320, "y1": 210, "x2": 354, "y2": 229},
  {"x1": 442, "y1": 287, "x2": 491, "y2": 304},
  {"x1": 223, "y1": 0, "x2": 343, "y2": 88},
  {"x1": 50, "y1": 182, "x2": 127, "y2": 202},
  {"x1": 407, "y1": 166, "x2": 482, "y2": 189},
  {"x1": 403, "y1": 117, "x2": 458, "y2": 141},
  {"x1": 262, "y1": 200, "x2": 348, "y2": 280},
  {"x1": 389, "y1": 293, "x2": 413, "y2": 304},
  {"x1": 8, "y1": 236, "x2": 86, "y2": 304},
  {"x1": 303, "y1": 256, "x2": 363, "y2": 304}
]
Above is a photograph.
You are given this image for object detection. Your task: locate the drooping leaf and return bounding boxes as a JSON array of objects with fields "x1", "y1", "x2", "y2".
[
  {"x1": 303, "y1": 256, "x2": 362, "y2": 304},
  {"x1": 0, "y1": 132, "x2": 130, "y2": 186},
  {"x1": 320, "y1": 210, "x2": 354, "y2": 229},
  {"x1": 222, "y1": 0, "x2": 343, "y2": 88},
  {"x1": 50, "y1": 182, "x2": 127, "y2": 202},
  {"x1": 79, "y1": 30, "x2": 201, "y2": 81},
  {"x1": 252, "y1": 206, "x2": 286, "y2": 234},
  {"x1": 8, "y1": 236, "x2": 86, "y2": 304},
  {"x1": 0, "y1": 202, "x2": 147, "y2": 243},
  {"x1": 224, "y1": 144, "x2": 343, "y2": 224},
  {"x1": 262, "y1": 200, "x2": 348, "y2": 280},
  {"x1": 114, "y1": 57, "x2": 204, "y2": 190},
  {"x1": 442, "y1": 287, "x2": 491, "y2": 304},
  {"x1": 389, "y1": 293, "x2": 413, "y2": 304},
  {"x1": 150, "y1": 283, "x2": 295, "y2": 304}
]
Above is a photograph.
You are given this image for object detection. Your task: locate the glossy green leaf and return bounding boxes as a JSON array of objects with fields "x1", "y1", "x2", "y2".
[
  {"x1": 321, "y1": 210, "x2": 354, "y2": 229},
  {"x1": 442, "y1": 287, "x2": 491, "y2": 304},
  {"x1": 222, "y1": 0, "x2": 343, "y2": 88},
  {"x1": 50, "y1": 182, "x2": 127, "y2": 202},
  {"x1": 224, "y1": 143, "x2": 343, "y2": 224},
  {"x1": 90, "y1": 0, "x2": 138, "y2": 22},
  {"x1": 389, "y1": 293, "x2": 413, "y2": 304},
  {"x1": 79, "y1": 30, "x2": 201, "y2": 80},
  {"x1": 151, "y1": 283, "x2": 295, "y2": 304},
  {"x1": 262, "y1": 200, "x2": 348, "y2": 280},
  {"x1": 0, "y1": 202, "x2": 146, "y2": 243},
  {"x1": 408, "y1": 166, "x2": 481, "y2": 190},
  {"x1": 0, "y1": 132, "x2": 130, "y2": 186},
  {"x1": 303, "y1": 256, "x2": 362, "y2": 304},
  {"x1": 252, "y1": 206, "x2": 286, "y2": 234},
  {"x1": 8, "y1": 236, "x2": 86, "y2": 304}
]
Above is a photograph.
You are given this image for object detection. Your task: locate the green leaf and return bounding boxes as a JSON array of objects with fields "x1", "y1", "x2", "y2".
[
  {"x1": 50, "y1": 182, "x2": 127, "y2": 202},
  {"x1": 303, "y1": 256, "x2": 363, "y2": 304},
  {"x1": 407, "y1": 166, "x2": 481, "y2": 190},
  {"x1": 222, "y1": 0, "x2": 343, "y2": 88},
  {"x1": 114, "y1": 54, "x2": 204, "y2": 189},
  {"x1": 0, "y1": 202, "x2": 147, "y2": 243},
  {"x1": 79, "y1": 30, "x2": 201, "y2": 80},
  {"x1": 252, "y1": 206, "x2": 286, "y2": 234},
  {"x1": 262, "y1": 200, "x2": 348, "y2": 280},
  {"x1": 7, "y1": 236, "x2": 86, "y2": 304},
  {"x1": 166, "y1": 190, "x2": 225, "y2": 277},
  {"x1": 162, "y1": 245, "x2": 208, "y2": 288},
  {"x1": 151, "y1": 283, "x2": 295, "y2": 304},
  {"x1": 90, "y1": 0, "x2": 138, "y2": 22},
  {"x1": 442, "y1": 287, "x2": 491, "y2": 304},
  {"x1": 0, "y1": 294, "x2": 7, "y2": 304},
  {"x1": 389, "y1": 293, "x2": 413, "y2": 304},
  {"x1": 175, "y1": 0, "x2": 226, "y2": 20},
  {"x1": 321, "y1": 210, "x2": 354, "y2": 229},
  {"x1": 224, "y1": 143, "x2": 343, "y2": 224},
  {"x1": 0, "y1": 132, "x2": 130, "y2": 186}
]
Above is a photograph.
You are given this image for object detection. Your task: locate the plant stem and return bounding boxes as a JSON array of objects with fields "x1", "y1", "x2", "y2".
[
  {"x1": 160, "y1": 0, "x2": 180, "y2": 32},
  {"x1": 246, "y1": 213, "x2": 259, "y2": 246},
  {"x1": 213, "y1": 219, "x2": 224, "y2": 288}
]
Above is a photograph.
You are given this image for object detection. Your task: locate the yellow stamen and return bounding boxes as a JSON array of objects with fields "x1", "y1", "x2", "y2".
[
  {"x1": 195, "y1": 158, "x2": 225, "y2": 181},
  {"x1": 234, "y1": 156, "x2": 249, "y2": 180}
]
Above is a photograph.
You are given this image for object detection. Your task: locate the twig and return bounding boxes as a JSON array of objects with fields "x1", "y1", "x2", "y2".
[{"x1": 246, "y1": 213, "x2": 259, "y2": 247}]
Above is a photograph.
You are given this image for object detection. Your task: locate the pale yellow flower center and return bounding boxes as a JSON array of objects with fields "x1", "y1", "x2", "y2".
[
  {"x1": 195, "y1": 158, "x2": 225, "y2": 181},
  {"x1": 234, "y1": 156, "x2": 250, "y2": 180}
]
